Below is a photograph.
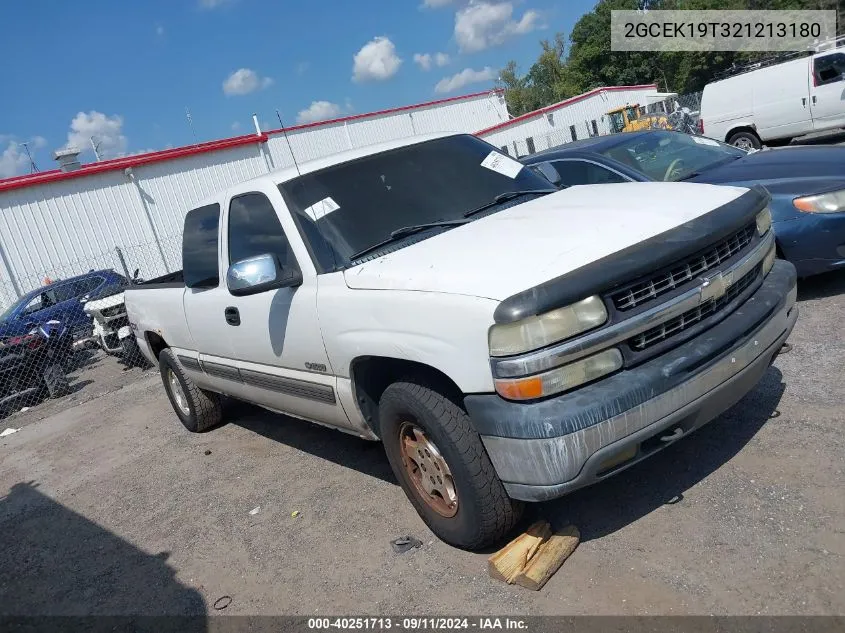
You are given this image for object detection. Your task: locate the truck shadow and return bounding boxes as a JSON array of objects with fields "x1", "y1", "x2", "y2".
[
  {"x1": 0, "y1": 481, "x2": 207, "y2": 621},
  {"x1": 533, "y1": 366, "x2": 786, "y2": 543},
  {"x1": 228, "y1": 401, "x2": 395, "y2": 484},
  {"x1": 797, "y1": 270, "x2": 845, "y2": 301}
]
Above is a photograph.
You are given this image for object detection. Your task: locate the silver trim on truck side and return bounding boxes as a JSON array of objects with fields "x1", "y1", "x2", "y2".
[{"x1": 492, "y1": 230, "x2": 775, "y2": 379}]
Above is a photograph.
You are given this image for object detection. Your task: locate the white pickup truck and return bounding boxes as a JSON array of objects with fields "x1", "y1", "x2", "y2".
[{"x1": 126, "y1": 132, "x2": 797, "y2": 549}]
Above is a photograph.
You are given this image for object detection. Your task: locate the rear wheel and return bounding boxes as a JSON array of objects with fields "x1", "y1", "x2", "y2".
[
  {"x1": 379, "y1": 379, "x2": 522, "y2": 550},
  {"x1": 728, "y1": 130, "x2": 761, "y2": 151},
  {"x1": 159, "y1": 348, "x2": 222, "y2": 432}
]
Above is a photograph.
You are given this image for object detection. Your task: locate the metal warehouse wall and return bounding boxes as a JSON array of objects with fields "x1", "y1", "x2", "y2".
[
  {"x1": 479, "y1": 85, "x2": 659, "y2": 157},
  {"x1": 265, "y1": 90, "x2": 509, "y2": 167},
  {"x1": 0, "y1": 91, "x2": 508, "y2": 307}
]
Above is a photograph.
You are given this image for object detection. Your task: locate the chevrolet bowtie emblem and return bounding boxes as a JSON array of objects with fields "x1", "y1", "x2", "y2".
[{"x1": 699, "y1": 270, "x2": 733, "y2": 302}]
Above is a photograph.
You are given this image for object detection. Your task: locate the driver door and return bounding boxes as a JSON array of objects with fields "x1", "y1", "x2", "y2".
[{"x1": 221, "y1": 189, "x2": 353, "y2": 431}]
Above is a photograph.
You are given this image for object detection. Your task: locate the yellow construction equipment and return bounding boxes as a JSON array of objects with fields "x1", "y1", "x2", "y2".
[{"x1": 606, "y1": 104, "x2": 670, "y2": 134}]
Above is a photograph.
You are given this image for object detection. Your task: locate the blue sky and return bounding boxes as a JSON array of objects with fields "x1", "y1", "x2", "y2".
[{"x1": 0, "y1": 0, "x2": 595, "y2": 177}]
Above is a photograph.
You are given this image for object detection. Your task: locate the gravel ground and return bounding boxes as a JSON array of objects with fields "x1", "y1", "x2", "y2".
[{"x1": 0, "y1": 272, "x2": 843, "y2": 616}]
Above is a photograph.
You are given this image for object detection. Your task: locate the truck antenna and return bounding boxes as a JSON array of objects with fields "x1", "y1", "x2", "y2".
[{"x1": 275, "y1": 109, "x2": 303, "y2": 178}]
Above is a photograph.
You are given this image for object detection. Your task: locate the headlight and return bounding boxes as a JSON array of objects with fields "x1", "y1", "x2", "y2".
[
  {"x1": 494, "y1": 348, "x2": 623, "y2": 400},
  {"x1": 756, "y1": 206, "x2": 772, "y2": 235},
  {"x1": 762, "y1": 243, "x2": 777, "y2": 275},
  {"x1": 488, "y1": 296, "x2": 607, "y2": 357},
  {"x1": 793, "y1": 190, "x2": 845, "y2": 214}
]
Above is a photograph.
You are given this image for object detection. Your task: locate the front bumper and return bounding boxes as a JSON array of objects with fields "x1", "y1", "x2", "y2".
[{"x1": 464, "y1": 260, "x2": 798, "y2": 502}]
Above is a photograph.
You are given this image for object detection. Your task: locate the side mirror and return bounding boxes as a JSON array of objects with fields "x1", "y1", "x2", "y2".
[
  {"x1": 533, "y1": 162, "x2": 562, "y2": 187},
  {"x1": 226, "y1": 253, "x2": 302, "y2": 297}
]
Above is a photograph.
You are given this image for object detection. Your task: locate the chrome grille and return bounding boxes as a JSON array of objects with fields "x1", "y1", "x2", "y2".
[
  {"x1": 629, "y1": 265, "x2": 760, "y2": 351},
  {"x1": 613, "y1": 223, "x2": 756, "y2": 311}
]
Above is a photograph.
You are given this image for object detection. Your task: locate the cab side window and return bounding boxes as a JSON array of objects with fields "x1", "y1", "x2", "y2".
[
  {"x1": 814, "y1": 53, "x2": 845, "y2": 86},
  {"x1": 228, "y1": 193, "x2": 297, "y2": 271},
  {"x1": 183, "y1": 203, "x2": 221, "y2": 289},
  {"x1": 551, "y1": 160, "x2": 628, "y2": 187}
]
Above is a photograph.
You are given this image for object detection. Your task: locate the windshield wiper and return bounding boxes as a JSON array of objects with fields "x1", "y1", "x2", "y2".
[
  {"x1": 463, "y1": 189, "x2": 558, "y2": 218},
  {"x1": 350, "y1": 219, "x2": 469, "y2": 261}
]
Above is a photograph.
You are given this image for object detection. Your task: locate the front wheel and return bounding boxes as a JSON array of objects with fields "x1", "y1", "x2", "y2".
[
  {"x1": 158, "y1": 348, "x2": 222, "y2": 432},
  {"x1": 379, "y1": 379, "x2": 522, "y2": 550}
]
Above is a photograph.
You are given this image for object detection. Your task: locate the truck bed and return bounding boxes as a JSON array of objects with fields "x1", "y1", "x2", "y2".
[{"x1": 131, "y1": 270, "x2": 184, "y2": 290}]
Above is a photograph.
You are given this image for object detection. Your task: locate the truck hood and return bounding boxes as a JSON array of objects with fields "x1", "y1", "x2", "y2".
[{"x1": 343, "y1": 182, "x2": 748, "y2": 301}]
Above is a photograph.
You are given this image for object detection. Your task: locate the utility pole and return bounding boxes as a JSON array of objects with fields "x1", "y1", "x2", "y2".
[
  {"x1": 185, "y1": 107, "x2": 197, "y2": 142},
  {"x1": 18, "y1": 142, "x2": 39, "y2": 173},
  {"x1": 90, "y1": 136, "x2": 103, "y2": 161}
]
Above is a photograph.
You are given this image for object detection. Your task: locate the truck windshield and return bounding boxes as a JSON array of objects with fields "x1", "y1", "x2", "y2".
[
  {"x1": 602, "y1": 130, "x2": 745, "y2": 181},
  {"x1": 278, "y1": 134, "x2": 553, "y2": 270}
]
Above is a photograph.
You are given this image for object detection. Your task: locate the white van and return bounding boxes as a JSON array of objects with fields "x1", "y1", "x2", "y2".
[{"x1": 700, "y1": 41, "x2": 845, "y2": 150}]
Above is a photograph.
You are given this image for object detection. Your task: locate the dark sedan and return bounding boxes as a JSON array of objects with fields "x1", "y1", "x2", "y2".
[{"x1": 522, "y1": 131, "x2": 845, "y2": 277}]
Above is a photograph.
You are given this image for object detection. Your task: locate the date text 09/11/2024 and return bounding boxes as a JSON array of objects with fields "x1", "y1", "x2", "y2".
[{"x1": 307, "y1": 618, "x2": 528, "y2": 630}]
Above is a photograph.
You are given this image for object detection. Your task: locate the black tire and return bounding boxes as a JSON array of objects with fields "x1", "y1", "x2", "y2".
[
  {"x1": 121, "y1": 336, "x2": 151, "y2": 369},
  {"x1": 728, "y1": 130, "x2": 761, "y2": 151},
  {"x1": 158, "y1": 348, "x2": 222, "y2": 432},
  {"x1": 43, "y1": 365, "x2": 71, "y2": 399},
  {"x1": 379, "y1": 378, "x2": 522, "y2": 550}
]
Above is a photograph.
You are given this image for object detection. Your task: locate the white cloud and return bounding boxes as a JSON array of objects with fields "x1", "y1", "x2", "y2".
[
  {"x1": 455, "y1": 1, "x2": 541, "y2": 53},
  {"x1": 0, "y1": 142, "x2": 28, "y2": 178},
  {"x1": 67, "y1": 111, "x2": 127, "y2": 158},
  {"x1": 295, "y1": 61, "x2": 310, "y2": 75},
  {"x1": 156, "y1": 25, "x2": 164, "y2": 36},
  {"x1": 199, "y1": 0, "x2": 233, "y2": 8},
  {"x1": 421, "y1": 0, "x2": 459, "y2": 7},
  {"x1": 296, "y1": 101, "x2": 343, "y2": 124},
  {"x1": 434, "y1": 66, "x2": 496, "y2": 93},
  {"x1": 414, "y1": 53, "x2": 433, "y2": 71},
  {"x1": 231, "y1": 121, "x2": 242, "y2": 132},
  {"x1": 222, "y1": 68, "x2": 274, "y2": 96},
  {"x1": 413, "y1": 52, "x2": 450, "y2": 71},
  {"x1": 352, "y1": 36, "x2": 402, "y2": 82},
  {"x1": 0, "y1": 135, "x2": 48, "y2": 178}
]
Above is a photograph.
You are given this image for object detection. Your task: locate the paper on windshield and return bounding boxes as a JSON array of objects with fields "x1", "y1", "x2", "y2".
[
  {"x1": 691, "y1": 136, "x2": 720, "y2": 147},
  {"x1": 303, "y1": 196, "x2": 340, "y2": 221},
  {"x1": 480, "y1": 151, "x2": 523, "y2": 179}
]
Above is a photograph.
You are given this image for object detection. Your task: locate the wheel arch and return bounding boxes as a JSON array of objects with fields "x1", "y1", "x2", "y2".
[
  {"x1": 349, "y1": 356, "x2": 465, "y2": 438},
  {"x1": 725, "y1": 124, "x2": 760, "y2": 144},
  {"x1": 144, "y1": 331, "x2": 169, "y2": 360}
]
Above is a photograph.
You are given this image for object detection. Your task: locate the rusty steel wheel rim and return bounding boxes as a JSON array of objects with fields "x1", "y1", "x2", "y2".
[{"x1": 398, "y1": 422, "x2": 458, "y2": 518}]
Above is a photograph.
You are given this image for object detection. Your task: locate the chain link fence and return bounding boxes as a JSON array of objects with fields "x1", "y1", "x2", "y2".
[{"x1": 0, "y1": 235, "x2": 182, "y2": 421}]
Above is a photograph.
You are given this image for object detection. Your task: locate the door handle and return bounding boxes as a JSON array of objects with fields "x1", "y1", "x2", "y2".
[
  {"x1": 802, "y1": 97, "x2": 807, "y2": 106},
  {"x1": 224, "y1": 307, "x2": 240, "y2": 326},
  {"x1": 812, "y1": 95, "x2": 817, "y2": 105}
]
